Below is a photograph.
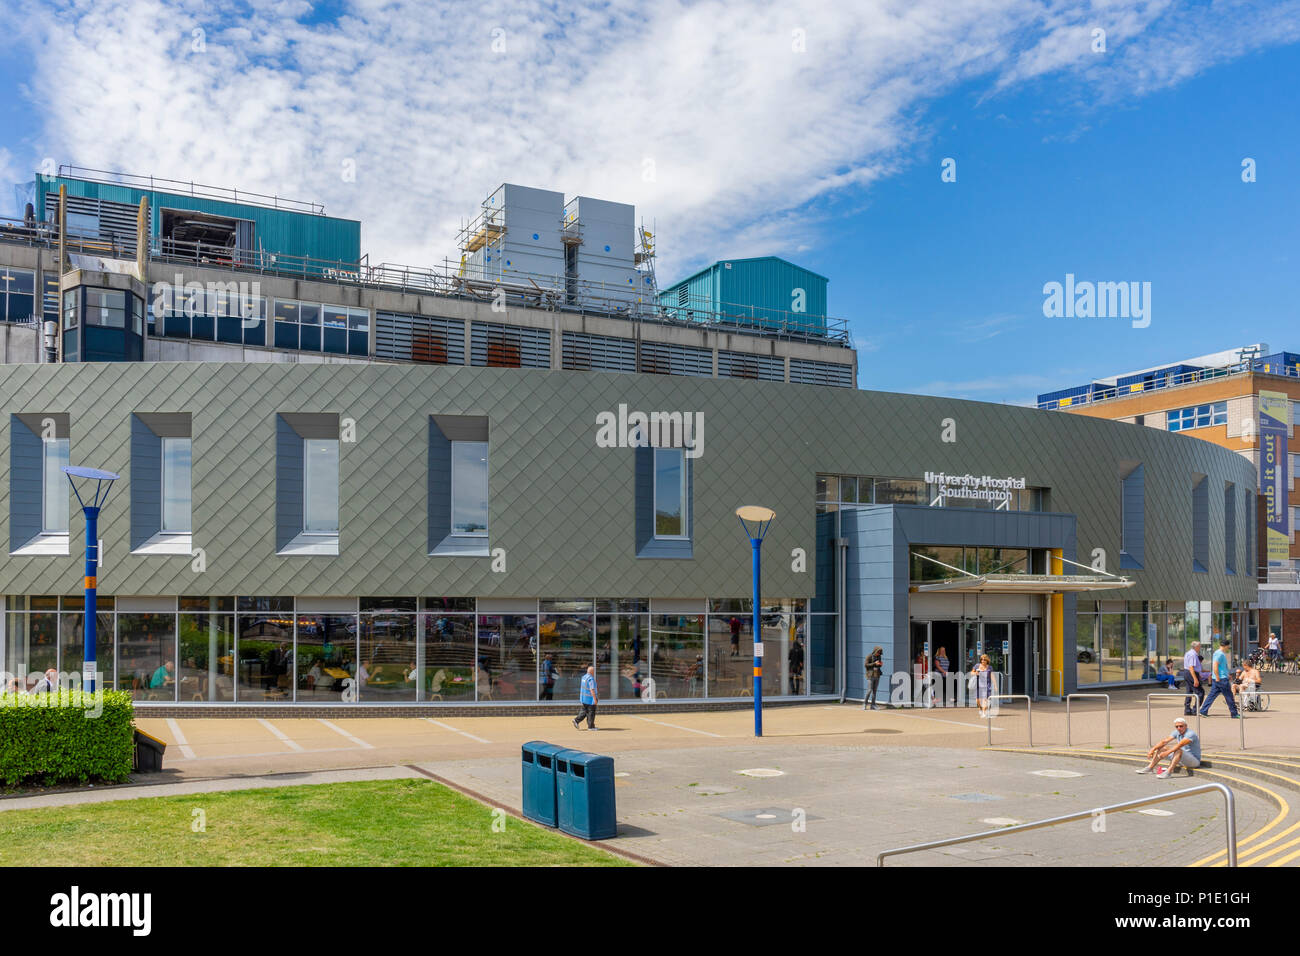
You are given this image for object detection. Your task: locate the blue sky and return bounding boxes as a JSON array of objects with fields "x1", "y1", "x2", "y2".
[{"x1": 0, "y1": 1, "x2": 1297, "y2": 405}]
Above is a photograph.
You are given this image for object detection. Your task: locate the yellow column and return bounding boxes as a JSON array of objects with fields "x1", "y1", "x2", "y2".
[{"x1": 1049, "y1": 549, "x2": 1065, "y2": 696}]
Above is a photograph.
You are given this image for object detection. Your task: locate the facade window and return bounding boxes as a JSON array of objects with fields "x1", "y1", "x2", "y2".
[
  {"x1": 654, "y1": 448, "x2": 688, "y2": 538},
  {"x1": 273, "y1": 298, "x2": 369, "y2": 356},
  {"x1": 276, "y1": 414, "x2": 340, "y2": 554},
  {"x1": 450, "y1": 441, "x2": 488, "y2": 536},
  {"x1": 0, "y1": 267, "x2": 36, "y2": 323},
  {"x1": 63, "y1": 286, "x2": 144, "y2": 361},
  {"x1": 1120, "y1": 463, "x2": 1145, "y2": 570},
  {"x1": 154, "y1": 288, "x2": 267, "y2": 347},
  {"x1": 130, "y1": 414, "x2": 193, "y2": 553},
  {"x1": 815, "y1": 473, "x2": 1044, "y2": 512},
  {"x1": 303, "y1": 439, "x2": 340, "y2": 534},
  {"x1": 1192, "y1": 474, "x2": 1209, "y2": 573},
  {"x1": 1167, "y1": 401, "x2": 1227, "y2": 432},
  {"x1": 429, "y1": 416, "x2": 490, "y2": 556},
  {"x1": 42, "y1": 438, "x2": 70, "y2": 533},
  {"x1": 1224, "y1": 482, "x2": 1236, "y2": 574},
  {"x1": 161, "y1": 437, "x2": 192, "y2": 534}
]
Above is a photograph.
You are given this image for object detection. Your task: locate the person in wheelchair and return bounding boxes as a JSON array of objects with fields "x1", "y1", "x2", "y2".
[{"x1": 1234, "y1": 659, "x2": 1263, "y2": 709}]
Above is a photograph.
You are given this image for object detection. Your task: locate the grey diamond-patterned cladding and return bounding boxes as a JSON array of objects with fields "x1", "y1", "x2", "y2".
[{"x1": 0, "y1": 361, "x2": 1257, "y2": 604}]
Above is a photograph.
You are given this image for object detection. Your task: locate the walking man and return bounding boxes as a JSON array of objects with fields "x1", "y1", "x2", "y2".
[
  {"x1": 1179, "y1": 641, "x2": 1204, "y2": 716},
  {"x1": 572, "y1": 664, "x2": 598, "y2": 731},
  {"x1": 1199, "y1": 636, "x2": 1240, "y2": 718},
  {"x1": 540, "y1": 653, "x2": 558, "y2": 700}
]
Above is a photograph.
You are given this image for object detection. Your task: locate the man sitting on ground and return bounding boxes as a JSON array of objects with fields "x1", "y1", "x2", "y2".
[{"x1": 1137, "y1": 717, "x2": 1200, "y2": 778}]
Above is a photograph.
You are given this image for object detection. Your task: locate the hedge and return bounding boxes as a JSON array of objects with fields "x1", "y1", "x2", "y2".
[{"x1": 0, "y1": 690, "x2": 135, "y2": 787}]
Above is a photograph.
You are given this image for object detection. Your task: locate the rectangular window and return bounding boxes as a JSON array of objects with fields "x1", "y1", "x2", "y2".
[
  {"x1": 1, "y1": 267, "x2": 36, "y2": 323},
  {"x1": 1225, "y1": 482, "x2": 1236, "y2": 574},
  {"x1": 42, "y1": 438, "x2": 70, "y2": 533},
  {"x1": 1192, "y1": 474, "x2": 1209, "y2": 573},
  {"x1": 1167, "y1": 401, "x2": 1227, "y2": 432},
  {"x1": 654, "y1": 448, "x2": 688, "y2": 538},
  {"x1": 161, "y1": 437, "x2": 192, "y2": 534},
  {"x1": 1120, "y1": 464, "x2": 1145, "y2": 569},
  {"x1": 303, "y1": 439, "x2": 339, "y2": 534},
  {"x1": 84, "y1": 288, "x2": 127, "y2": 328},
  {"x1": 450, "y1": 441, "x2": 488, "y2": 536}
]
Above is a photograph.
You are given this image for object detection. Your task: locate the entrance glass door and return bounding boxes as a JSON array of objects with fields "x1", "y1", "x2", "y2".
[
  {"x1": 909, "y1": 621, "x2": 930, "y2": 706},
  {"x1": 981, "y1": 621, "x2": 1010, "y2": 701}
]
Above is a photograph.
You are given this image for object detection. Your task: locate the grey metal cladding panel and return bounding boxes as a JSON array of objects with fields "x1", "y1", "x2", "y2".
[
  {"x1": 9, "y1": 417, "x2": 41, "y2": 550},
  {"x1": 428, "y1": 419, "x2": 450, "y2": 551},
  {"x1": 129, "y1": 416, "x2": 161, "y2": 550},
  {"x1": 892, "y1": 506, "x2": 1076, "y2": 550},
  {"x1": 275, "y1": 415, "x2": 303, "y2": 551},
  {"x1": 0, "y1": 363, "x2": 1259, "y2": 605},
  {"x1": 1122, "y1": 465, "x2": 1146, "y2": 565}
]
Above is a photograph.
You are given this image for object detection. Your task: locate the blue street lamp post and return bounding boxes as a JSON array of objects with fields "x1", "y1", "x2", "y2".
[
  {"x1": 736, "y1": 506, "x2": 775, "y2": 738},
  {"x1": 64, "y1": 466, "x2": 120, "y2": 693}
]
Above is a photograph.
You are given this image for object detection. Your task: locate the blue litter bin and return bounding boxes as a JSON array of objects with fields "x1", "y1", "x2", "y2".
[
  {"x1": 521, "y1": 741, "x2": 566, "y2": 827},
  {"x1": 555, "y1": 749, "x2": 617, "y2": 840}
]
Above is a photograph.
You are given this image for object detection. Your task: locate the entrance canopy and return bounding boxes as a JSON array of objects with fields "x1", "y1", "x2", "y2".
[{"x1": 912, "y1": 572, "x2": 1134, "y2": 594}]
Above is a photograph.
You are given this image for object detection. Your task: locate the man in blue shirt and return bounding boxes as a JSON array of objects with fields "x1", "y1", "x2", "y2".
[
  {"x1": 1199, "y1": 637, "x2": 1240, "y2": 718},
  {"x1": 1138, "y1": 717, "x2": 1201, "y2": 777},
  {"x1": 572, "y1": 664, "x2": 598, "y2": 731}
]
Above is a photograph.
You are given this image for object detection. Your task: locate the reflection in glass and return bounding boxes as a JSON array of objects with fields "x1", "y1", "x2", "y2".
[
  {"x1": 303, "y1": 439, "x2": 339, "y2": 533},
  {"x1": 162, "y1": 437, "x2": 192, "y2": 533},
  {"x1": 538, "y1": 613, "x2": 591, "y2": 702},
  {"x1": 451, "y1": 441, "x2": 488, "y2": 535},
  {"x1": 117, "y1": 613, "x2": 177, "y2": 701},
  {"x1": 476, "y1": 615, "x2": 537, "y2": 700},
  {"x1": 359, "y1": 613, "x2": 418, "y2": 701},
  {"x1": 597, "y1": 614, "x2": 648, "y2": 700},
  {"x1": 651, "y1": 614, "x2": 704, "y2": 698},
  {"x1": 1076, "y1": 613, "x2": 1098, "y2": 686},
  {"x1": 42, "y1": 438, "x2": 70, "y2": 533},
  {"x1": 179, "y1": 611, "x2": 236, "y2": 701},
  {"x1": 59, "y1": 613, "x2": 113, "y2": 688},
  {"x1": 653, "y1": 448, "x2": 687, "y2": 537},
  {"x1": 707, "y1": 613, "x2": 751, "y2": 697},
  {"x1": 295, "y1": 614, "x2": 356, "y2": 702},
  {"x1": 421, "y1": 612, "x2": 475, "y2": 701},
  {"x1": 237, "y1": 612, "x2": 295, "y2": 702}
]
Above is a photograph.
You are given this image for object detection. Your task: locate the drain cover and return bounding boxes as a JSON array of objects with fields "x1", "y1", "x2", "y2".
[
  {"x1": 737, "y1": 768, "x2": 785, "y2": 778},
  {"x1": 716, "y1": 807, "x2": 820, "y2": 827},
  {"x1": 862, "y1": 728, "x2": 903, "y2": 734},
  {"x1": 1030, "y1": 769, "x2": 1085, "y2": 778},
  {"x1": 1138, "y1": 808, "x2": 1175, "y2": 817}
]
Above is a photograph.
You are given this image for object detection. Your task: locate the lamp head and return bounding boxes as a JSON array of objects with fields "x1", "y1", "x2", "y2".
[
  {"x1": 736, "y1": 505, "x2": 776, "y2": 541},
  {"x1": 63, "y1": 465, "x2": 120, "y2": 511}
]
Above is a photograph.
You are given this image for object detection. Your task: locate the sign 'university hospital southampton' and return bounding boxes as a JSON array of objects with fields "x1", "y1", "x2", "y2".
[{"x1": 925, "y1": 471, "x2": 1026, "y2": 506}]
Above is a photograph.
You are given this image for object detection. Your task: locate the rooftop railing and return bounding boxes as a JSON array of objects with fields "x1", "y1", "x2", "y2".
[
  {"x1": 0, "y1": 216, "x2": 851, "y2": 345},
  {"x1": 1038, "y1": 359, "x2": 1300, "y2": 410},
  {"x1": 52, "y1": 166, "x2": 327, "y2": 216}
]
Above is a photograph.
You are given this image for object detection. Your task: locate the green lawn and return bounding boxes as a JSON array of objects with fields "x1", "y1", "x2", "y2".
[{"x1": 0, "y1": 779, "x2": 633, "y2": 867}]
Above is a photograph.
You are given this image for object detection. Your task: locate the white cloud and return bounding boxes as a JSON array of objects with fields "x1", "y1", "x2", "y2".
[{"x1": 5, "y1": 0, "x2": 1298, "y2": 284}]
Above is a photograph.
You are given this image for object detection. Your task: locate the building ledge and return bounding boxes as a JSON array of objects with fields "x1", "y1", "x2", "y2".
[
  {"x1": 131, "y1": 532, "x2": 192, "y2": 556},
  {"x1": 10, "y1": 533, "x2": 69, "y2": 556},
  {"x1": 430, "y1": 535, "x2": 490, "y2": 557},
  {"x1": 278, "y1": 532, "x2": 339, "y2": 556}
]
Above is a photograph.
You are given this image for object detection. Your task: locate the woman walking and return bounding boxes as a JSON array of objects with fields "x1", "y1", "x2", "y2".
[
  {"x1": 863, "y1": 646, "x2": 884, "y2": 710},
  {"x1": 971, "y1": 653, "x2": 996, "y2": 718}
]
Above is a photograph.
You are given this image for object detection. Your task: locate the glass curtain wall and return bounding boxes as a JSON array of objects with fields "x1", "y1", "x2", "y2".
[{"x1": 3, "y1": 596, "x2": 832, "y2": 702}]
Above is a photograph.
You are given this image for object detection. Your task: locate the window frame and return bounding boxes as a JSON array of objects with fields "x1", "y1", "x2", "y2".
[
  {"x1": 159, "y1": 436, "x2": 193, "y2": 535},
  {"x1": 449, "y1": 440, "x2": 489, "y2": 538},
  {"x1": 41, "y1": 437, "x2": 70, "y2": 535},
  {"x1": 301, "y1": 438, "x2": 340, "y2": 535},
  {"x1": 653, "y1": 447, "x2": 690, "y2": 540}
]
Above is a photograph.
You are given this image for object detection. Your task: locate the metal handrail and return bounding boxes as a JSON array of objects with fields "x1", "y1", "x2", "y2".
[
  {"x1": 1146, "y1": 692, "x2": 1245, "y2": 750},
  {"x1": 1038, "y1": 359, "x2": 1300, "y2": 410},
  {"x1": 1239, "y1": 690, "x2": 1300, "y2": 751},
  {"x1": 877, "y1": 783, "x2": 1237, "y2": 866},
  {"x1": 986, "y1": 694, "x2": 1032, "y2": 747},
  {"x1": 1066, "y1": 693, "x2": 1111, "y2": 748}
]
